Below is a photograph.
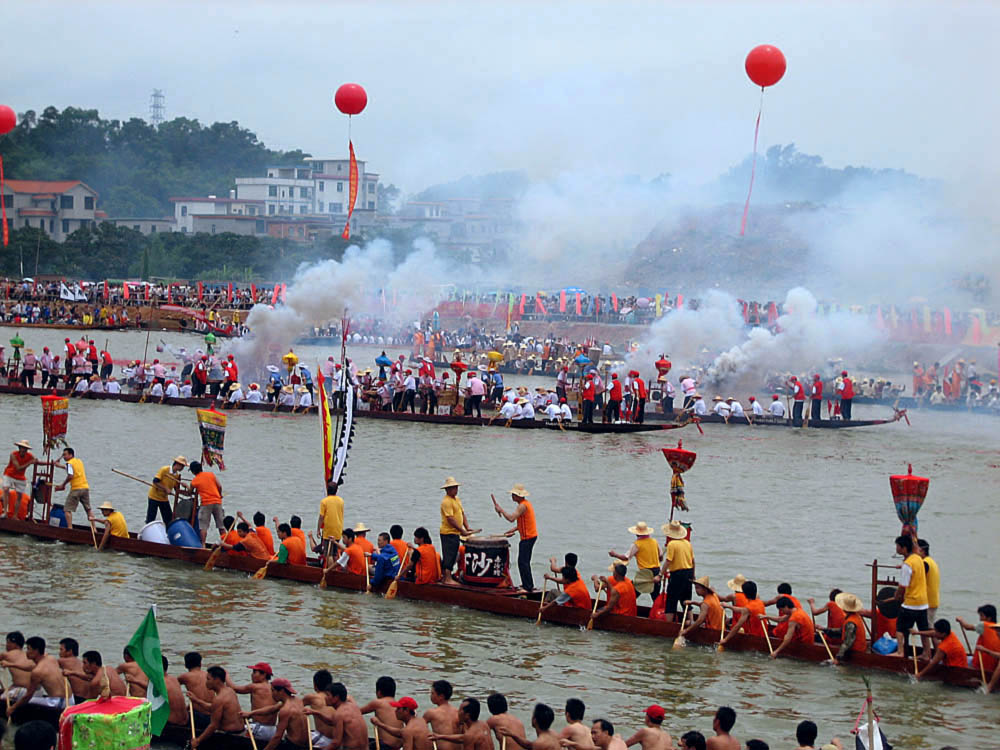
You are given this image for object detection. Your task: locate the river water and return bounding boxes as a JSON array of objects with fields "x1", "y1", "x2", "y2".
[{"x1": 1, "y1": 327, "x2": 998, "y2": 748}]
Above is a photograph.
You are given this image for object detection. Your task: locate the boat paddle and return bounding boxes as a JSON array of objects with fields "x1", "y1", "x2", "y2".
[
  {"x1": 203, "y1": 517, "x2": 237, "y2": 571},
  {"x1": 252, "y1": 559, "x2": 274, "y2": 580},
  {"x1": 586, "y1": 581, "x2": 604, "y2": 631},
  {"x1": 365, "y1": 551, "x2": 371, "y2": 594},
  {"x1": 717, "y1": 616, "x2": 726, "y2": 653},
  {"x1": 188, "y1": 700, "x2": 196, "y2": 746},
  {"x1": 385, "y1": 550, "x2": 409, "y2": 600},
  {"x1": 245, "y1": 719, "x2": 259, "y2": 750},
  {"x1": 958, "y1": 626, "x2": 988, "y2": 690},
  {"x1": 536, "y1": 579, "x2": 548, "y2": 626},
  {"x1": 307, "y1": 713, "x2": 314, "y2": 750},
  {"x1": 910, "y1": 631, "x2": 919, "y2": 677},
  {"x1": 809, "y1": 610, "x2": 835, "y2": 663},
  {"x1": 759, "y1": 615, "x2": 774, "y2": 656},
  {"x1": 673, "y1": 603, "x2": 691, "y2": 650}
]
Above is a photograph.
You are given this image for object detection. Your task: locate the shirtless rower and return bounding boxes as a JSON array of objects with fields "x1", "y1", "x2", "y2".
[
  {"x1": 585, "y1": 720, "x2": 628, "y2": 750},
  {"x1": 500, "y1": 703, "x2": 560, "y2": 750},
  {"x1": 4, "y1": 636, "x2": 68, "y2": 716},
  {"x1": 233, "y1": 662, "x2": 279, "y2": 743},
  {"x1": 161, "y1": 657, "x2": 190, "y2": 733},
  {"x1": 359, "y1": 676, "x2": 404, "y2": 749},
  {"x1": 305, "y1": 682, "x2": 369, "y2": 750},
  {"x1": 431, "y1": 697, "x2": 495, "y2": 750},
  {"x1": 303, "y1": 670, "x2": 337, "y2": 746},
  {"x1": 178, "y1": 652, "x2": 214, "y2": 729},
  {"x1": 191, "y1": 666, "x2": 245, "y2": 748},
  {"x1": 2, "y1": 632, "x2": 33, "y2": 705},
  {"x1": 117, "y1": 646, "x2": 149, "y2": 697},
  {"x1": 486, "y1": 694, "x2": 526, "y2": 745},
  {"x1": 622, "y1": 705, "x2": 673, "y2": 750},
  {"x1": 63, "y1": 651, "x2": 127, "y2": 700},
  {"x1": 705, "y1": 707, "x2": 738, "y2": 750},
  {"x1": 57, "y1": 638, "x2": 89, "y2": 704},
  {"x1": 558, "y1": 699, "x2": 594, "y2": 749},
  {"x1": 424, "y1": 679, "x2": 461, "y2": 746},
  {"x1": 263, "y1": 678, "x2": 311, "y2": 750},
  {"x1": 372, "y1": 696, "x2": 433, "y2": 750}
]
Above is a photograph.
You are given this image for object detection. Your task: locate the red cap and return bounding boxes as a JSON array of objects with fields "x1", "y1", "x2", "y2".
[
  {"x1": 841, "y1": 370, "x2": 848, "y2": 376},
  {"x1": 228, "y1": 354, "x2": 234, "y2": 360},
  {"x1": 153, "y1": 359, "x2": 159, "y2": 364},
  {"x1": 772, "y1": 394, "x2": 779, "y2": 400},
  {"x1": 64, "y1": 338, "x2": 70, "y2": 342},
  {"x1": 748, "y1": 396, "x2": 755, "y2": 401},
  {"x1": 335, "y1": 364, "x2": 342, "y2": 368},
  {"x1": 813, "y1": 374, "x2": 820, "y2": 379},
  {"x1": 247, "y1": 662, "x2": 273, "y2": 676},
  {"x1": 442, "y1": 372, "x2": 450, "y2": 378},
  {"x1": 560, "y1": 398, "x2": 567, "y2": 403},
  {"x1": 586, "y1": 374, "x2": 594, "y2": 379},
  {"x1": 271, "y1": 677, "x2": 295, "y2": 694},
  {"x1": 645, "y1": 705, "x2": 665, "y2": 720},
  {"x1": 391, "y1": 696, "x2": 418, "y2": 710},
  {"x1": 790, "y1": 376, "x2": 797, "y2": 381},
  {"x1": 611, "y1": 373, "x2": 618, "y2": 379},
  {"x1": 406, "y1": 370, "x2": 412, "y2": 374}
]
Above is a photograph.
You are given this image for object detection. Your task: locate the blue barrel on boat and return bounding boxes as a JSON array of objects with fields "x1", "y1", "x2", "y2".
[
  {"x1": 49, "y1": 505, "x2": 68, "y2": 528},
  {"x1": 167, "y1": 519, "x2": 201, "y2": 548}
]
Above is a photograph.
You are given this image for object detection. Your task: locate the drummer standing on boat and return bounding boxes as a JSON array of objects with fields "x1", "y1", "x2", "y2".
[
  {"x1": 439, "y1": 477, "x2": 478, "y2": 585},
  {"x1": 145, "y1": 456, "x2": 187, "y2": 524},
  {"x1": 655, "y1": 521, "x2": 694, "y2": 623},
  {"x1": 492, "y1": 484, "x2": 538, "y2": 592}
]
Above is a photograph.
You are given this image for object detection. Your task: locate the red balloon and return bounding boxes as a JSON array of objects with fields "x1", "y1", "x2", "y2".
[
  {"x1": 334, "y1": 83, "x2": 367, "y2": 116},
  {"x1": 745, "y1": 45, "x2": 786, "y2": 88},
  {"x1": 0, "y1": 106, "x2": 16, "y2": 135}
]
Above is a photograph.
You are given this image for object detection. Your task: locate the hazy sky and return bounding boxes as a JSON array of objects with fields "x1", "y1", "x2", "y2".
[{"x1": 5, "y1": 1, "x2": 997, "y2": 194}]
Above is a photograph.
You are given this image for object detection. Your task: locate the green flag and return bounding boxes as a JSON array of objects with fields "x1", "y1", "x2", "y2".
[{"x1": 127, "y1": 607, "x2": 169, "y2": 735}]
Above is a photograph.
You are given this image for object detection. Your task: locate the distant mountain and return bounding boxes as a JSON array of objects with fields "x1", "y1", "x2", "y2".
[{"x1": 413, "y1": 170, "x2": 531, "y2": 201}]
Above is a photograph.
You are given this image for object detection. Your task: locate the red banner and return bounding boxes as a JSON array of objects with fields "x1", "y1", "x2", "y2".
[
  {"x1": 559, "y1": 290, "x2": 566, "y2": 313},
  {"x1": 227, "y1": 282, "x2": 233, "y2": 303},
  {"x1": 144, "y1": 283, "x2": 150, "y2": 301},
  {"x1": 341, "y1": 140, "x2": 359, "y2": 240},
  {"x1": 677, "y1": 294, "x2": 684, "y2": 308},
  {"x1": 519, "y1": 293, "x2": 526, "y2": 315},
  {"x1": 167, "y1": 284, "x2": 173, "y2": 303},
  {"x1": 280, "y1": 283, "x2": 287, "y2": 304},
  {"x1": 103, "y1": 280, "x2": 109, "y2": 301},
  {"x1": 943, "y1": 306, "x2": 952, "y2": 336},
  {"x1": 271, "y1": 284, "x2": 280, "y2": 305},
  {"x1": 595, "y1": 297, "x2": 600, "y2": 315},
  {"x1": 575, "y1": 293, "x2": 582, "y2": 315},
  {"x1": 535, "y1": 293, "x2": 546, "y2": 315},
  {"x1": 250, "y1": 283, "x2": 257, "y2": 301},
  {"x1": 197, "y1": 281, "x2": 203, "y2": 302},
  {"x1": 122, "y1": 283, "x2": 130, "y2": 301},
  {"x1": 612, "y1": 293, "x2": 618, "y2": 312}
]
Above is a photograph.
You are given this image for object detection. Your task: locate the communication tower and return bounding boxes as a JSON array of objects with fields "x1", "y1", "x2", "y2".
[{"x1": 149, "y1": 89, "x2": 165, "y2": 126}]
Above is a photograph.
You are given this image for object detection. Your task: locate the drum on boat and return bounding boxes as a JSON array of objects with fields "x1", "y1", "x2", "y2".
[
  {"x1": 166, "y1": 519, "x2": 201, "y2": 548},
  {"x1": 139, "y1": 520, "x2": 169, "y2": 545},
  {"x1": 461, "y1": 535, "x2": 510, "y2": 587}
]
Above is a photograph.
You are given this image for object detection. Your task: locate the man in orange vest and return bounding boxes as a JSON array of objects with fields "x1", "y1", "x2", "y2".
[
  {"x1": 836, "y1": 369, "x2": 854, "y2": 420},
  {"x1": 631, "y1": 371, "x2": 647, "y2": 424},
  {"x1": 915, "y1": 619, "x2": 967, "y2": 680},
  {"x1": 788, "y1": 376, "x2": 805, "y2": 426},
  {"x1": 581, "y1": 375, "x2": 596, "y2": 424},
  {"x1": 831, "y1": 592, "x2": 867, "y2": 665}
]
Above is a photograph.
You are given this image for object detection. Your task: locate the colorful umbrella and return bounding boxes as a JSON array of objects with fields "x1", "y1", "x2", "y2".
[
  {"x1": 889, "y1": 463, "x2": 929, "y2": 535},
  {"x1": 662, "y1": 440, "x2": 697, "y2": 515},
  {"x1": 375, "y1": 354, "x2": 393, "y2": 367}
]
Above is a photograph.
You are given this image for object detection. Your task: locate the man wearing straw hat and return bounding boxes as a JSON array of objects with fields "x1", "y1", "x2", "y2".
[
  {"x1": 830, "y1": 592, "x2": 867, "y2": 664},
  {"x1": 678, "y1": 576, "x2": 724, "y2": 639},
  {"x1": 609, "y1": 522, "x2": 662, "y2": 602},
  {"x1": 493, "y1": 484, "x2": 538, "y2": 592},
  {"x1": 90, "y1": 501, "x2": 129, "y2": 549},
  {"x1": 3, "y1": 440, "x2": 38, "y2": 496},
  {"x1": 439, "y1": 477, "x2": 479, "y2": 585},
  {"x1": 145, "y1": 456, "x2": 188, "y2": 524},
  {"x1": 655, "y1": 521, "x2": 694, "y2": 623}
]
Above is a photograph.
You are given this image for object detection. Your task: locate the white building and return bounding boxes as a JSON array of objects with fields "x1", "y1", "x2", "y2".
[
  {"x1": 169, "y1": 194, "x2": 266, "y2": 233},
  {"x1": 234, "y1": 166, "x2": 315, "y2": 216},
  {"x1": 303, "y1": 158, "x2": 379, "y2": 216}
]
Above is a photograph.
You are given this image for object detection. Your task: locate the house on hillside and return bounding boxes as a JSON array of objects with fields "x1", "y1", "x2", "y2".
[{"x1": 1, "y1": 179, "x2": 103, "y2": 241}]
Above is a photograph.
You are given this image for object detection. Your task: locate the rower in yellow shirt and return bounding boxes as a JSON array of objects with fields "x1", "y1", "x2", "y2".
[
  {"x1": 893, "y1": 535, "x2": 932, "y2": 659},
  {"x1": 609, "y1": 521, "x2": 662, "y2": 602},
  {"x1": 439, "y1": 476, "x2": 479, "y2": 585},
  {"x1": 91, "y1": 501, "x2": 129, "y2": 550}
]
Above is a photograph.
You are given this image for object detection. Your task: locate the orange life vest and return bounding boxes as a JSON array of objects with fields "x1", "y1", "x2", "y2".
[
  {"x1": 611, "y1": 579, "x2": 637, "y2": 617},
  {"x1": 564, "y1": 579, "x2": 592, "y2": 609},
  {"x1": 842, "y1": 613, "x2": 867, "y2": 653},
  {"x1": 976, "y1": 623, "x2": 1000, "y2": 673},
  {"x1": 415, "y1": 543, "x2": 441, "y2": 584},
  {"x1": 281, "y1": 536, "x2": 307, "y2": 566},
  {"x1": 937, "y1": 632, "x2": 966, "y2": 668}
]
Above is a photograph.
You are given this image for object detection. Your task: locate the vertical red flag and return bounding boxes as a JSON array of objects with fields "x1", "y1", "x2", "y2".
[
  {"x1": 677, "y1": 294, "x2": 684, "y2": 308},
  {"x1": 611, "y1": 293, "x2": 618, "y2": 312},
  {"x1": 144, "y1": 283, "x2": 150, "y2": 301},
  {"x1": 519, "y1": 294, "x2": 526, "y2": 315},
  {"x1": 103, "y1": 280, "x2": 109, "y2": 300},
  {"x1": 197, "y1": 281, "x2": 203, "y2": 302},
  {"x1": 575, "y1": 293, "x2": 582, "y2": 315},
  {"x1": 271, "y1": 284, "x2": 280, "y2": 305},
  {"x1": 595, "y1": 297, "x2": 600, "y2": 315},
  {"x1": 280, "y1": 283, "x2": 287, "y2": 304},
  {"x1": 559, "y1": 290, "x2": 567, "y2": 313},
  {"x1": 167, "y1": 284, "x2": 173, "y2": 303},
  {"x1": 122, "y1": 283, "x2": 130, "y2": 300},
  {"x1": 227, "y1": 283, "x2": 233, "y2": 303},
  {"x1": 341, "y1": 141, "x2": 359, "y2": 240},
  {"x1": 250, "y1": 283, "x2": 257, "y2": 301},
  {"x1": 535, "y1": 293, "x2": 546, "y2": 315},
  {"x1": 874, "y1": 305, "x2": 884, "y2": 329}
]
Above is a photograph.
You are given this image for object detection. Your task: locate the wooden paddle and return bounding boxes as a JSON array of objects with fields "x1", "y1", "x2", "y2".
[
  {"x1": 673, "y1": 603, "x2": 691, "y2": 649},
  {"x1": 203, "y1": 517, "x2": 237, "y2": 571},
  {"x1": 810, "y1": 611, "x2": 835, "y2": 662},
  {"x1": 246, "y1": 719, "x2": 259, "y2": 750},
  {"x1": 717, "y1": 616, "x2": 726, "y2": 653},
  {"x1": 386, "y1": 550, "x2": 409, "y2": 600},
  {"x1": 307, "y1": 713, "x2": 314, "y2": 750},
  {"x1": 251, "y1": 559, "x2": 273, "y2": 580},
  {"x1": 910, "y1": 631, "x2": 919, "y2": 676},
  {"x1": 958, "y1": 626, "x2": 988, "y2": 690},
  {"x1": 365, "y1": 551, "x2": 372, "y2": 594},
  {"x1": 587, "y1": 581, "x2": 604, "y2": 630},
  {"x1": 759, "y1": 615, "x2": 775, "y2": 655},
  {"x1": 188, "y1": 699, "x2": 196, "y2": 744},
  {"x1": 536, "y1": 578, "x2": 548, "y2": 625}
]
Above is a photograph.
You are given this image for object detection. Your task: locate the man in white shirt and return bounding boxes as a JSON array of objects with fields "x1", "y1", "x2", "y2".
[
  {"x1": 499, "y1": 397, "x2": 517, "y2": 420},
  {"x1": 680, "y1": 375, "x2": 697, "y2": 409},
  {"x1": 278, "y1": 385, "x2": 296, "y2": 407},
  {"x1": 244, "y1": 383, "x2": 263, "y2": 403},
  {"x1": 179, "y1": 380, "x2": 193, "y2": 398},
  {"x1": 555, "y1": 366, "x2": 569, "y2": 401},
  {"x1": 295, "y1": 385, "x2": 313, "y2": 410},
  {"x1": 227, "y1": 383, "x2": 244, "y2": 405},
  {"x1": 88, "y1": 376, "x2": 105, "y2": 394},
  {"x1": 73, "y1": 377, "x2": 90, "y2": 394},
  {"x1": 164, "y1": 380, "x2": 180, "y2": 399},
  {"x1": 520, "y1": 397, "x2": 535, "y2": 420},
  {"x1": 749, "y1": 396, "x2": 764, "y2": 416},
  {"x1": 543, "y1": 401, "x2": 562, "y2": 421},
  {"x1": 712, "y1": 396, "x2": 730, "y2": 418},
  {"x1": 149, "y1": 381, "x2": 164, "y2": 399},
  {"x1": 402, "y1": 370, "x2": 417, "y2": 413},
  {"x1": 510, "y1": 399, "x2": 525, "y2": 420},
  {"x1": 662, "y1": 379, "x2": 676, "y2": 413},
  {"x1": 559, "y1": 398, "x2": 573, "y2": 421},
  {"x1": 768, "y1": 394, "x2": 786, "y2": 417},
  {"x1": 727, "y1": 397, "x2": 745, "y2": 418},
  {"x1": 693, "y1": 394, "x2": 708, "y2": 416},
  {"x1": 105, "y1": 377, "x2": 122, "y2": 394}
]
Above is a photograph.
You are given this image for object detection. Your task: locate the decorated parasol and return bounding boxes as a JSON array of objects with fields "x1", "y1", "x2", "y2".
[
  {"x1": 282, "y1": 350, "x2": 299, "y2": 372},
  {"x1": 889, "y1": 463, "x2": 929, "y2": 535},
  {"x1": 486, "y1": 350, "x2": 504, "y2": 363},
  {"x1": 41, "y1": 394, "x2": 69, "y2": 452},
  {"x1": 655, "y1": 356, "x2": 672, "y2": 381},
  {"x1": 662, "y1": 440, "x2": 697, "y2": 518},
  {"x1": 196, "y1": 407, "x2": 227, "y2": 470}
]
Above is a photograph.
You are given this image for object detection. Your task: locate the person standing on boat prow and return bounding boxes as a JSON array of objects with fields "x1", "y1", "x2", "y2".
[
  {"x1": 439, "y1": 477, "x2": 478, "y2": 585},
  {"x1": 893, "y1": 534, "x2": 932, "y2": 659},
  {"x1": 655, "y1": 520, "x2": 694, "y2": 623},
  {"x1": 493, "y1": 484, "x2": 537, "y2": 592},
  {"x1": 55, "y1": 447, "x2": 90, "y2": 529},
  {"x1": 189, "y1": 460, "x2": 224, "y2": 546}
]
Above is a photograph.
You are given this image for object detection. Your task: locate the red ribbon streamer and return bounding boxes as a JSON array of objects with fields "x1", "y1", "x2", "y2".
[
  {"x1": 342, "y1": 140, "x2": 358, "y2": 240},
  {"x1": 0, "y1": 155, "x2": 7, "y2": 247},
  {"x1": 740, "y1": 89, "x2": 764, "y2": 237}
]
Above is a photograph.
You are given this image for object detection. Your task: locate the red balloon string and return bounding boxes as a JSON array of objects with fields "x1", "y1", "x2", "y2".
[
  {"x1": 0, "y1": 154, "x2": 7, "y2": 247},
  {"x1": 739, "y1": 87, "x2": 765, "y2": 237}
]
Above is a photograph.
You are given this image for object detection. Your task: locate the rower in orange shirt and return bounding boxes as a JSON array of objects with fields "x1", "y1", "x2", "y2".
[
  {"x1": 679, "y1": 576, "x2": 723, "y2": 639},
  {"x1": 957, "y1": 604, "x2": 1000, "y2": 676},
  {"x1": 221, "y1": 516, "x2": 242, "y2": 555},
  {"x1": 236, "y1": 511, "x2": 275, "y2": 556},
  {"x1": 830, "y1": 592, "x2": 867, "y2": 665},
  {"x1": 409, "y1": 526, "x2": 442, "y2": 585},
  {"x1": 222, "y1": 522, "x2": 270, "y2": 560},
  {"x1": 764, "y1": 582, "x2": 802, "y2": 611},
  {"x1": 336, "y1": 528, "x2": 368, "y2": 576},
  {"x1": 389, "y1": 525, "x2": 409, "y2": 563},
  {"x1": 916, "y1": 619, "x2": 968, "y2": 680},
  {"x1": 540, "y1": 567, "x2": 592, "y2": 616},
  {"x1": 769, "y1": 597, "x2": 815, "y2": 659},
  {"x1": 351, "y1": 523, "x2": 376, "y2": 555},
  {"x1": 721, "y1": 580, "x2": 767, "y2": 645},
  {"x1": 808, "y1": 589, "x2": 846, "y2": 638},
  {"x1": 275, "y1": 523, "x2": 306, "y2": 565},
  {"x1": 591, "y1": 564, "x2": 638, "y2": 621}
]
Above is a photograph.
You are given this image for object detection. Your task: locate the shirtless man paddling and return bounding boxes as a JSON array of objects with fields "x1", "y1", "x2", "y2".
[
  {"x1": 191, "y1": 666, "x2": 245, "y2": 748},
  {"x1": 372, "y1": 696, "x2": 433, "y2": 750},
  {"x1": 360, "y1": 676, "x2": 404, "y2": 750},
  {"x1": 430, "y1": 697, "x2": 495, "y2": 750},
  {"x1": 623, "y1": 706, "x2": 674, "y2": 750}
]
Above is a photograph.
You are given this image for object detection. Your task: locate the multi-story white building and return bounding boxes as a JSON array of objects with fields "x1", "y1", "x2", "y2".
[
  {"x1": 303, "y1": 157, "x2": 379, "y2": 216},
  {"x1": 1, "y1": 180, "x2": 103, "y2": 242},
  {"x1": 170, "y1": 194, "x2": 266, "y2": 233},
  {"x1": 234, "y1": 166, "x2": 315, "y2": 217}
]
